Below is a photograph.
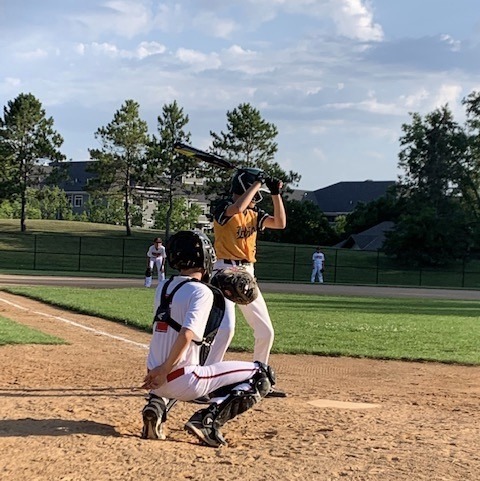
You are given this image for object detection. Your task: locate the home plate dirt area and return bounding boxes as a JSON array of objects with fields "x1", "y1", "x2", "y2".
[{"x1": 0, "y1": 291, "x2": 479, "y2": 481}]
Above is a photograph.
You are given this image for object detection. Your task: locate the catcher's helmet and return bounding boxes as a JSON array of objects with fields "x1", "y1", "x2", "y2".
[
  {"x1": 166, "y1": 230, "x2": 216, "y2": 282},
  {"x1": 231, "y1": 168, "x2": 266, "y2": 202}
]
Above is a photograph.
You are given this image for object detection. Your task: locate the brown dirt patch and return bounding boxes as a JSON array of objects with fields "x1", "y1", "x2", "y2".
[{"x1": 1, "y1": 291, "x2": 479, "y2": 481}]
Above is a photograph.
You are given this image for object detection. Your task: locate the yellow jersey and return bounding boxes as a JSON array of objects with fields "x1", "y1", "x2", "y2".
[{"x1": 213, "y1": 199, "x2": 269, "y2": 263}]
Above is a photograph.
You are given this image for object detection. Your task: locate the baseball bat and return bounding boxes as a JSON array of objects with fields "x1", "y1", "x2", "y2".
[{"x1": 173, "y1": 142, "x2": 235, "y2": 170}]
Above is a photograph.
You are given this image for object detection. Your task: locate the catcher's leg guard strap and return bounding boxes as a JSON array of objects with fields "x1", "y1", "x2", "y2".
[
  {"x1": 143, "y1": 394, "x2": 174, "y2": 422},
  {"x1": 254, "y1": 361, "x2": 276, "y2": 397},
  {"x1": 211, "y1": 364, "x2": 274, "y2": 428}
]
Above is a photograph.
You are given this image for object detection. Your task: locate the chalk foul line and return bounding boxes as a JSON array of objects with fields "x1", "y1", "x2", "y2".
[{"x1": 0, "y1": 296, "x2": 149, "y2": 350}]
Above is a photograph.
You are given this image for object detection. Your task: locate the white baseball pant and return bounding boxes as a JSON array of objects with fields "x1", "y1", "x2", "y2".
[
  {"x1": 205, "y1": 259, "x2": 274, "y2": 365},
  {"x1": 150, "y1": 361, "x2": 259, "y2": 402}
]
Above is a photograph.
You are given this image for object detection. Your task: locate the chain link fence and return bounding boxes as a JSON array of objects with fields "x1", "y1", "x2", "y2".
[{"x1": 1, "y1": 233, "x2": 480, "y2": 289}]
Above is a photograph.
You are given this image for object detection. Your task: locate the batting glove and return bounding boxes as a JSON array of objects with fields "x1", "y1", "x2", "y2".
[{"x1": 265, "y1": 177, "x2": 282, "y2": 195}]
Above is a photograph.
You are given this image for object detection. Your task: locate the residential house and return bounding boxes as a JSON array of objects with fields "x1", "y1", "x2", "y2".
[
  {"x1": 335, "y1": 221, "x2": 395, "y2": 251},
  {"x1": 56, "y1": 161, "x2": 211, "y2": 230},
  {"x1": 304, "y1": 180, "x2": 396, "y2": 222},
  {"x1": 56, "y1": 161, "x2": 95, "y2": 215}
]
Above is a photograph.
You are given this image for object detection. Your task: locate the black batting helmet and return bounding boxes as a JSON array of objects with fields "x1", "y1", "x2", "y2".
[
  {"x1": 231, "y1": 168, "x2": 266, "y2": 202},
  {"x1": 166, "y1": 230, "x2": 216, "y2": 282}
]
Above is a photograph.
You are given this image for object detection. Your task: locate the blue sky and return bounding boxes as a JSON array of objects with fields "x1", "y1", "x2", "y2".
[{"x1": 1, "y1": 0, "x2": 480, "y2": 190}]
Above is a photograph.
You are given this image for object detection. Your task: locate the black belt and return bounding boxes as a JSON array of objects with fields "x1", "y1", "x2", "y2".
[{"x1": 223, "y1": 259, "x2": 251, "y2": 266}]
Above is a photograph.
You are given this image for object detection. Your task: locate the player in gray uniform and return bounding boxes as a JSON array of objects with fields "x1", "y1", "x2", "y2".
[{"x1": 141, "y1": 230, "x2": 276, "y2": 447}]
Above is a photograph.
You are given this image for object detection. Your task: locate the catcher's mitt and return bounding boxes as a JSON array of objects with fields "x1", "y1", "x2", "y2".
[{"x1": 211, "y1": 267, "x2": 259, "y2": 305}]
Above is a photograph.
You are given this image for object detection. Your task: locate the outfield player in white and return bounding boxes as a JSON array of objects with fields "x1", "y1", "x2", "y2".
[
  {"x1": 145, "y1": 237, "x2": 166, "y2": 287},
  {"x1": 311, "y1": 246, "x2": 325, "y2": 283},
  {"x1": 141, "y1": 230, "x2": 275, "y2": 448}
]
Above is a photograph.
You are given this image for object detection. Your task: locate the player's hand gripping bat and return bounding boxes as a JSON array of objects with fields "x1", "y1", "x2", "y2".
[{"x1": 173, "y1": 142, "x2": 235, "y2": 170}]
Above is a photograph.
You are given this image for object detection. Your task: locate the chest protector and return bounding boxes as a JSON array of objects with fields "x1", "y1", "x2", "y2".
[{"x1": 154, "y1": 276, "x2": 225, "y2": 365}]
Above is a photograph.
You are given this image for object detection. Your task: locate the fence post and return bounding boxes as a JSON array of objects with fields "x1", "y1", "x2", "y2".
[
  {"x1": 292, "y1": 245, "x2": 296, "y2": 281},
  {"x1": 376, "y1": 250, "x2": 380, "y2": 285},
  {"x1": 461, "y1": 256, "x2": 466, "y2": 288},
  {"x1": 334, "y1": 249, "x2": 338, "y2": 283},
  {"x1": 419, "y1": 266, "x2": 422, "y2": 286},
  {"x1": 122, "y1": 238, "x2": 126, "y2": 274},
  {"x1": 78, "y1": 237, "x2": 82, "y2": 271},
  {"x1": 33, "y1": 234, "x2": 37, "y2": 270}
]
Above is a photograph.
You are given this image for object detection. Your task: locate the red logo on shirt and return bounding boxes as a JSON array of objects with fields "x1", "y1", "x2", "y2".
[{"x1": 155, "y1": 321, "x2": 168, "y2": 332}]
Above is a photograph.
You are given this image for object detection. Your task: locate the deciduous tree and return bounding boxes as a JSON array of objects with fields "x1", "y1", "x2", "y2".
[
  {"x1": 153, "y1": 197, "x2": 202, "y2": 232},
  {"x1": 385, "y1": 105, "x2": 474, "y2": 265}
]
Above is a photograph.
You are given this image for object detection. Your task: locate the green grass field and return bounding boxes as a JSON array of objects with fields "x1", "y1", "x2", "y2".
[
  {"x1": 2, "y1": 286, "x2": 479, "y2": 365},
  {"x1": 0, "y1": 315, "x2": 65, "y2": 345}
]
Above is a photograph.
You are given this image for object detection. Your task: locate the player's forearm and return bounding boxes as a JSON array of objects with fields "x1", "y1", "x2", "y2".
[
  {"x1": 163, "y1": 328, "x2": 194, "y2": 372},
  {"x1": 227, "y1": 182, "x2": 262, "y2": 215},
  {"x1": 269, "y1": 195, "x2": 287, "y2": 229}
]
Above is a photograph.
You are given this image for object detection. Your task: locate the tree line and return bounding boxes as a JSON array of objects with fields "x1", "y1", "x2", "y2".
[
  {"x1": 343, "y1": 92, "x2": 480, "y2": 267},
  {"x1": 0, "y1": 94, "x2": 310, "y2": 240},
  {"x1": 2, "y1": 91, "x2": 480, "y2": 267}
]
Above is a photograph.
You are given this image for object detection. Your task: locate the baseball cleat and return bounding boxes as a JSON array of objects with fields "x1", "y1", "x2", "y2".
[
  {"x1": 191, "y1": 395, "x2": 211, "y2": 404},
  {"x1": 141, "y1": 395, "x2": 167, "y2": 440},
  {"x1": 184, "y1": 410, "x2": 227, "y2": 448},
  {"x1": 265, "y1": 387, "x2": 287, "y2": 398}
]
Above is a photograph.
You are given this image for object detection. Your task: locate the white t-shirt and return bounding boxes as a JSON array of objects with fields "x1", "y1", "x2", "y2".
[
  {"x1": 147, "y1": 244, "x2": 166, "y2": 260},
  {"x1": 312, "y1": 251, "x2": 325, "y2": 266},
  {"x1": 146, "y1": 276, "x2": 214, "y2": 371}
]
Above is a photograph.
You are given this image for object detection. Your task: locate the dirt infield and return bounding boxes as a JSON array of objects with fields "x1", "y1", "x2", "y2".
[{"x1": 1, "y1": 289, "x2": 479, "y2": 481}]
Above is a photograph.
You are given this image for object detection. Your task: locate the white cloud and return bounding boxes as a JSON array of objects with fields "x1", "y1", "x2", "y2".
[
  {"x1": 440, "y1": 34, "x2": 461, "y2": 52},
  {"x1": 331, "y1": 0, "x2": 384, "y2": 42},
  {"x1": 328, "y1": 95, "x2": 402, "y2": 115},
  {"x1": 4, "y1": 77, "x2": 21, "y2": 87},
  {"x1": 431, "y1": 84, "x2": 463, "y2": 109},
  {"x1": 84, "y1": 41, "x2": 166, "y2": 60},
  {"x1": 175, "y1": 48, "x2": 222, "y2": 71},
  {"x1": 400, "y1": 88, "x2": 430, "y2": 109},
  {"x1": 69, "y1": 0, "x2": 152, "y2": 39},
  {"x1": 193, "y1": 12, "x2": 237, "y2": 39},
  {"x1": 136, "y1": 41, "x2": 167, "y2": 59},
  {"x1": 75, "y1": 43, "x2": 86, "y2": 55},
  {"x1": 91, "y1": 42, "x2": 120, "y2": 57},
  {"x1": 17, "y1": 48, "x2": 48, "y2": 60}
]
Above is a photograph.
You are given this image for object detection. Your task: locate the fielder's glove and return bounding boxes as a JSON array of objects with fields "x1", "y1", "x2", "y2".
[
  {"x1": 145, "y1": 267, "x2": 152, "y2": 277},
  {"x1": 265, "y1": 177, "x2": 282, "y2": 195},
  {"x1": 211, "y1": 267, "x2": 259, "y2": 305}
]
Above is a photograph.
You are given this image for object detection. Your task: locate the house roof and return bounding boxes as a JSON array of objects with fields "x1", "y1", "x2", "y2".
[
  {"x1": 55, "y1": 161, "x2": 96, "y2": 191},
  {"x1": 306, "y1": 180, "x2": 396, "y2": 214},
  {"x1": 284, "y1": 189, "x2": 311, "y2": 202},
  {"x1": 335, "y1": 221, "x2": 395, "y2": 250}
]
